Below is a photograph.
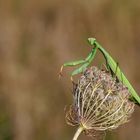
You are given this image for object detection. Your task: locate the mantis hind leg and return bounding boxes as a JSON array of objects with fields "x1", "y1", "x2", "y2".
[{"x1": 99, "y1": 62, "x2": 110, "y2": 72}]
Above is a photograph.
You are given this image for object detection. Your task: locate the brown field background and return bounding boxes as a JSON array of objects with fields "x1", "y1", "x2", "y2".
[{"x1": 0, "y1": 0, "x2": 140, "y2": 140}]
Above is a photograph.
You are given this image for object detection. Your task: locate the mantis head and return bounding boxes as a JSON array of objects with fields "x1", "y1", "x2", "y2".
[{"x1": 88, "y1": 38, "x2": 96, "y2": 46}]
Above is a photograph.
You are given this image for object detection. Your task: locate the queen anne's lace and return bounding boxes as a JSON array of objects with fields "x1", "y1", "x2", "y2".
[{"x1": 66, "y1": 66, "x2": 134, "y2": 137}]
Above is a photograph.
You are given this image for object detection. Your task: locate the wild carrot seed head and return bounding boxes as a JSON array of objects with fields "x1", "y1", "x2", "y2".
[{"x1": 66, "y1": 66, "x2": 134, "y2": 134}]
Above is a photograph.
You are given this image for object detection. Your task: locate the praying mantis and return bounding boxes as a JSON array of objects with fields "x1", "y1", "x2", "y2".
[{"x1": 59, "y1": 38, "x2": 140, "y2": 105}]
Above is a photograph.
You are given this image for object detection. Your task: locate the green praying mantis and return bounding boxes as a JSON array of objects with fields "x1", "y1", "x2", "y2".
[{"x1": 59, "y1": 38, "x2": 140, "y2": 105}]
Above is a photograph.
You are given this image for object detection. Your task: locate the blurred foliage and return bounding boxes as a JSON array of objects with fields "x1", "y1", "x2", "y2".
[
  {"x1": 0, "y1": 0, "x2": 140, "y2": 140},
  {"x1": 0, "y1": 95, "x2": 12, "y2": 140}
]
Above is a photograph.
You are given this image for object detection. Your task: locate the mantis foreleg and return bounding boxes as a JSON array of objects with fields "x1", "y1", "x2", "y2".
[{"x1": 59, "y1": 47, "x2": 98, "y2": 79}]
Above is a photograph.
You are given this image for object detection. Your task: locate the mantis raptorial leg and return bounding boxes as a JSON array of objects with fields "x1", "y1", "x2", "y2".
[{"x1": 59, "y1": 46, "x2": 98, "y2": 81}]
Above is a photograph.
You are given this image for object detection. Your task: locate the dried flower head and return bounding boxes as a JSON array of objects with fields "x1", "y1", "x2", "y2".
[{"x1": 66, "y1": 66, "x2": 135, "y2": 140}]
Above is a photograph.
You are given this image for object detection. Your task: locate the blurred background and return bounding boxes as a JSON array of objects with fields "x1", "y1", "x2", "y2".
[{"x1": 0, "y1": 0, "x2": 140, "y2": 140}]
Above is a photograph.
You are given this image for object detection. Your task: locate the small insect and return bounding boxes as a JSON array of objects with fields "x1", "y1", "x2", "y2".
[{"x1": 59, "y1": 38, "x2": 140, "y2": 105}]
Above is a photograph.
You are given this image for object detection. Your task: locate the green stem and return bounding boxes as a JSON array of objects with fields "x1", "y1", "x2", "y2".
[{"x1": 72, "y1": 127, "x2": 84, "y2": 140}]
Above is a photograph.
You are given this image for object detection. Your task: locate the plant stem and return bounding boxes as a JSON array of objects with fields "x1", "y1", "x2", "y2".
[{"x1": 72, "y1": 126, "x2": 84, "y2": 140}]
